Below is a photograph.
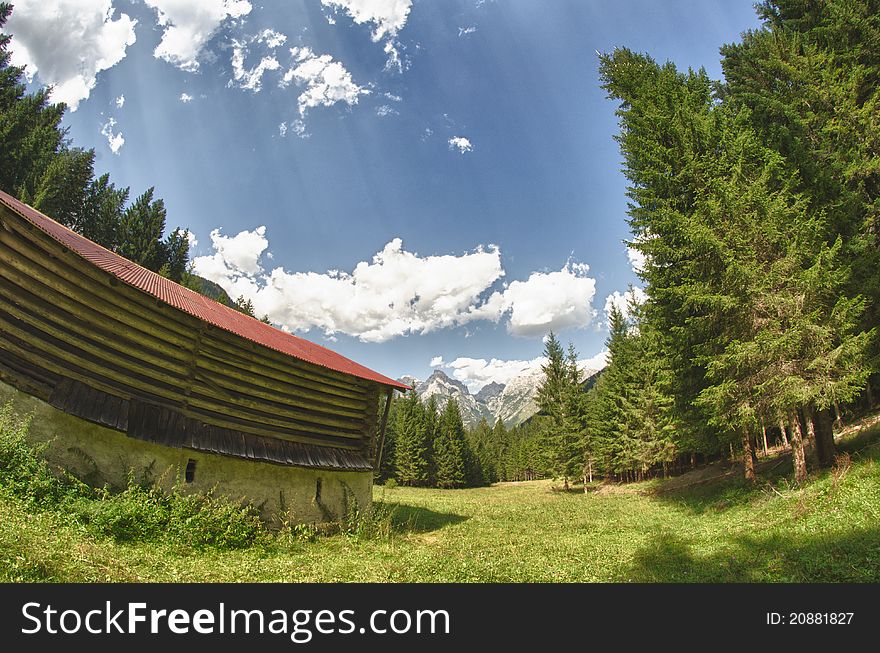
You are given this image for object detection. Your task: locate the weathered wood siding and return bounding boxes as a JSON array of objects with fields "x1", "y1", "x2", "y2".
[{"x1": 0, "y1": 204, "x2": 381, "y2": 471}]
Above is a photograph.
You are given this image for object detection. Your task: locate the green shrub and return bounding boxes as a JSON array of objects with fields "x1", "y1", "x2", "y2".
[
  {"x1": 0, "y1": 403, "x2": 87, "y2": 506},
  {"x1": 0, "y1": 401, "x2": 265, "y2": 551}
]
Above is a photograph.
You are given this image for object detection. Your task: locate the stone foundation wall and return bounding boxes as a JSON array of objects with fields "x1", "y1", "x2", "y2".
[{"x1": 0, "y1": 380, "x2": 372, "y2": 523}]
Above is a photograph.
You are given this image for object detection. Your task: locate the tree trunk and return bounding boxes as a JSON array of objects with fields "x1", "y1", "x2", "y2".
[
  {"x1": 742, "y1": 432, "x2": 756, "y2": 483},
  {"x1": 867, "y1": 379, "x2": 875, "y2": 410},
  {"x1": 811, "y1": 407, "x2": 837, "y2": 468},
  {"x1": 761, "y1": 418, "x2": 769, "y2": 456},
  {"x1": 778, "y1": 418, "x2": 789, "y2": 448},
  {"x1": 789, "y1": 409, "x2": 808, "y2": 484},
  {"x1": 800, "y1": 407, "x2": 820, "y2": 468},
  {"x1": 833, "y1": 401, "x2": 843, "y2": 429}
]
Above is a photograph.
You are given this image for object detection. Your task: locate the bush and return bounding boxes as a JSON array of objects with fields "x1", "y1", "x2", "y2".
[
  {"x1": 0, "y1": 403, "x2": 87, "y2": 506},
  {"x1": 0, "y1": 401, "x2": 265, "y2": 551},
  {"x1": 72, "y1": 481, "x2": 265, "y2": 550}
]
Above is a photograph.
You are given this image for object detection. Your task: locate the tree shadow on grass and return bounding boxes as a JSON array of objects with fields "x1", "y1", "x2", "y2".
[
  {"x1": 626, "y1": 527, "x2": 880, "y2": 582},
  {"x1": 373, "y1": 501, "x2": 468, "y2": 534}
]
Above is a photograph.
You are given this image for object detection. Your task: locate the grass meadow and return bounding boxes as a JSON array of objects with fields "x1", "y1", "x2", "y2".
[{"x1": 1, "y1": 404, "x2": 878, "y2": 583}]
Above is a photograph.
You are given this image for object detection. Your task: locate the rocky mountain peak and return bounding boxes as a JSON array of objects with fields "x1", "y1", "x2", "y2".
[{"x1": 474, "y1": 381, "x2": 505, "y2": 403}]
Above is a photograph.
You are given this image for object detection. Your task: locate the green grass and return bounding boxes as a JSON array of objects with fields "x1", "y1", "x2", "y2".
[{"x1": 2, "y1": 407, "x2": 879, "y2": 582}]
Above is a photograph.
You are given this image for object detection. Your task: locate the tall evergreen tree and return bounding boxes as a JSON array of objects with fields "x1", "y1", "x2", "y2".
[
  {"x1": 80, "y1": 173, "x2": 129, "y2": 250},
  {"x1": 117, "y1": 188, "x2": 168, "y2": 271},
  {"x1": 0, "y1": 3, "x2": 66, "y2": 201},
  {"x1": 536, "y1": 332, "x2": 583, "y2": 488},
  {"x1": 160, "y1": 228, "x2": 191, "y2": 283},
  {"x1": 433, "y1": 399, "x2": 468, "y2": 489},
  {"x1": 29, "y1": 147, "x2": 95, "y2": 229},
  {"x1": 394, "y1": 390, "x2": 431, "y2": 486}
]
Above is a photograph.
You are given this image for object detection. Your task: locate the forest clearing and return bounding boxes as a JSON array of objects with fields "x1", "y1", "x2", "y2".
[{"x1": 2, "y1": 404, "x2": 878, "y2": 584}]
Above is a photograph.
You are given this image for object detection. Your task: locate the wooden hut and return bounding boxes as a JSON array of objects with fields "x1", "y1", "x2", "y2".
[{"x1": 0, "y1": 189, "x2": 407, "y2": 521}]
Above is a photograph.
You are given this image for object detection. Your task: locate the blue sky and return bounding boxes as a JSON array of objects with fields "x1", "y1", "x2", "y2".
[{"x1": 5, "y1": 0, "x2": 762, "y2": 390}]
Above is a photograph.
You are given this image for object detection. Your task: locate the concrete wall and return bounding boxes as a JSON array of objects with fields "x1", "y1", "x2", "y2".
[{"x1": 0, "y1": 380, "x2": 372, "y2": 524}]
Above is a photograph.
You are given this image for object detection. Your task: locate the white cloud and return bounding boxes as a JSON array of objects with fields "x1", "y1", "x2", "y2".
[
  {"x1": 448, "y1": 136, "x2": 473, "y2": 154},
  {"x1": 478, "y1": 262, "x2": 598, "y2": 337},
  {"x1": 115, "y1": 94, "x2": 125, "y2": 108},
  {"x1": 193, "y1": 231, "x2": 506, "y2": 342},
  {"x1": 192, "y1": 227, "x2": 599, "y2": 342},
  {"x1": 603, "y1": 286, "x2": 647, "y2": 324},
  {"x1": 186, "y1": 231, "x2": 198, "y2": 249},
  {"x1": 321, "y1": 0, "x2": 412, "y2": 71},
  {"x1": 627, "y1": 245, "x2": 646, "y2": 276},
  {"x1": 458, "y1": 26, "x2": 477, "y2": 36},
  {"x1": 230, "y1": 29, "x2": 286, "y2": 92},
  {"x1": 144, "y1": 0, "x2": 252, "y2": 72},
  {"x1": 291, "y1": 119, "x2": 308, "y2": 138},
  {"x1": 446, "y1": 356, "x2": 538, "y2": 389},
  {"x1": 282, "y1": 47, "x2": 369, "y2": 116},
  {"x1": 376, "y1": 104, "x2": 398, "y2": 117},
  {"x1": 6, "y1": 0, "x2": 136, "y2": 111},
  {"x1": 278, "y1": 122, "x2": 288, "y2": 137},
  {"x1": 429, "y1": 356, "x2": 444, "y2": 367},
  {"x1": 443, "y1": 351, "x2": 608, "y2": 393},
  {"x1": 100, "y1": 117, "x2": 124, "y2": 154},
  {"x1": 180, "y1": 92, "x2": 193, "y2": 103},
  {"x1": 195, "y1": 226, "x2": 268, "y2": 278}
]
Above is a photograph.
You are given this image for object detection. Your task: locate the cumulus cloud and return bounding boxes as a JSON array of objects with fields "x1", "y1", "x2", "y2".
[
  {"x1": 442, "y1": 351, "x2": 609, "y2": 393},
  {"x1": 179, "y1": 92, "x2": 193, "y2": 103},
  {"x1": 6, "y1": 0, "x2": 136, "y2": 111},
  {"x1": 429, "y1": 356, "x2": 444, "y2": 367},
  {"x1": 230, "y1": 28, "x2": 286, "y2": 92},
  {"x1": 448, "y1": 136, "x2": 473, "y2": 154},
  {"x1": 474, "y1": 262, "x2": 598, "y2": 337},
  {"x1": 115, "y1": 94, "x2": 125, "y2": 108},
  {"x1": 192, "y1": 225, "x2": 600, "y2": 342},
  {"x1": 144, "y1": 0, "x2": 252, "y2": 72},
  {"x1": 196, "y1": 226, "x2": 268, "y2": 277},
  {"x1": 321, "y1": 0, "x2": 412, "y2": 71},
  {"x1": 458, "y1": 26, "x2": 477, "y2": 36},
  {"x1": 193, "y1": 230, "x2": 509, "y2": 342},
  {"x1": 282, "y1": 47, "x2": 369, "y2": 116},
  {"x1": 603, "y1": 286, "x2": 647, "y2": 325},
  {"x1": 100, "y1": 117, "x2": 124, "y2": 154}
]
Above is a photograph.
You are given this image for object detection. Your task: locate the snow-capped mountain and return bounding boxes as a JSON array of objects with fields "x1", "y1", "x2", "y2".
[
  {"x1": 399, "y1": 358, "x2": 605, "y2": 428},
  {"x1": 413, "y1": 370, "x2": 493, "y2": 427}
]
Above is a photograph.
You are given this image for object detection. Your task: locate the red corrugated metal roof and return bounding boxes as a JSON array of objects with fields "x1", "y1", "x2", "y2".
[{"x1": 0, "y1": 190, "x2": 408, "y2": 391}]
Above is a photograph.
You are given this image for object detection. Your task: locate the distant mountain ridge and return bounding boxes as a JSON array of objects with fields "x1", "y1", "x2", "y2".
[{"x1": 399, "y1": 360, "x2": 604, "y2": 428}]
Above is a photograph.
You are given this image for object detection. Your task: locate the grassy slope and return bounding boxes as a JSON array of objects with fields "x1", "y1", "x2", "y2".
[{"x1": 2, "y1": 428, "x2": 878, "y2": 583}]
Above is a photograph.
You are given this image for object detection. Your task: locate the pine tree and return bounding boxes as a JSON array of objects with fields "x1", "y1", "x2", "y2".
[
  {"x1": 116, "y1": 188, "x2": 168, "y2": 271},
  {"x1": 467, "y1": 418, "x2": 495, "y2": 485},
  {"x1": 394, "y1": 390, "x2": 431, "y2": 486},
  {"x1": 433, "y1": 399, "x2": 468, "y2": 488},
  {"x1": 491, "y1": 418, "x2": 509, "y2": 480},
  {"x1": 423, "y1": 395, "x2": 440, "y2": 484},
  {"x1": 0, "y1": 3, "x2": 66, "y2": 201},
  {"x1": 536, "y1": 332, "x2": 583, "y2": 488},
  {"x1": 30, "y1": 147, "x2": 95, "y2": 229},
  {"x1": 161, "y1": 228, "x2": 191, "y2": 283},
  {"x1": 80, "y1": 174, "x2": 129, "y2": 250}
]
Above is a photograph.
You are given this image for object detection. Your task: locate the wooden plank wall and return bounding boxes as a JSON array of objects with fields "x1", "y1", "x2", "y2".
[{"x1": 0, "y1": 207, "x2": 380, "y2": 471}]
